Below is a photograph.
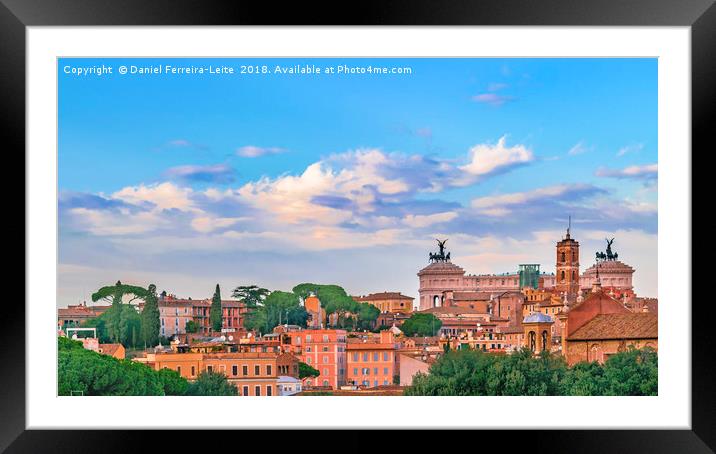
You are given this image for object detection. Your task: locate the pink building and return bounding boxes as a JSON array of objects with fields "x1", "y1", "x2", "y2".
[{"x1": 291, "y1": 329, "x2": 347, "y2": 389}]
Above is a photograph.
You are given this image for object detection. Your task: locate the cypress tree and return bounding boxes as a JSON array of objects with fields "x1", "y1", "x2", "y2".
[
  {"x1": 141, "y1": 284, "x2": 160, "y2": 347},
  {"x1": 210, "y1": 284, "x2": 223, "y2": 333}
]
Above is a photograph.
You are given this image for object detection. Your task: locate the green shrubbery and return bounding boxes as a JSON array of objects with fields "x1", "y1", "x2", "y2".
[
  {"x1": 58, "y1": 337, "x2": 235, "y2": 396},
  {"x1": 404, "y1": 346, "x2": 657, "y2": 396}
]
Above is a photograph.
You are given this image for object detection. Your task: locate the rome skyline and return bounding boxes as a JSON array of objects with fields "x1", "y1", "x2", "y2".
[{"x1": 58, "y1": 57, "x2": 657, "y2": 307}]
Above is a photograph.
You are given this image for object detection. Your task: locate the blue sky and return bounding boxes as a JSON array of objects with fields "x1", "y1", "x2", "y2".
[{"x1": 58, "y1": 58, "x2": 658, "y2": 306}]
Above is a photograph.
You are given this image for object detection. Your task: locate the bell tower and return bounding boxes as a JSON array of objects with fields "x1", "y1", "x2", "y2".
[{"x1": 555, "y1": 216, "x2": 580, "y2": 295}]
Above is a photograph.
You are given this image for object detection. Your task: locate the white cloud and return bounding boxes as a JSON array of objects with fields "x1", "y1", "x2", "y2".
[
  {"x1": 595, "y1": 163, "x2": 657, "y2": 179},
  {"x1": 68, "y1": 207, "x2": 168, "y2": 236},
  {"x1": 403, "y1": 211, "x2": 458, "y2": 228},
  {"x1": 471, "y1": 93, "x2": 514, "y2": 106},
  {"x1": 112, "y1": 182, "x2": 198, "y2": 212},
  {"x1": 457, "y1": 136, "x2": 533, "y2": 185},
  {"x1": 471, "y1": 184, "x2": 590, "y2": 215},
  {"x1": 567, "y1": 141, "x2": 591, "y2": 156},
  {"x1": 616, "y1": 143, "x2": 644, "y2": 157},
  {"x1": 190, "y1": 216, "x2": 245, "y2": 233},
  {"x1": 236, "y1": 145, "x2": 286, "y2": 158}
]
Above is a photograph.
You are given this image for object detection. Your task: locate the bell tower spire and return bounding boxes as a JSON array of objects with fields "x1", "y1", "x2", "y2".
[{"x1": 556, "y1": 216, "x2": 580, "y2": 295}]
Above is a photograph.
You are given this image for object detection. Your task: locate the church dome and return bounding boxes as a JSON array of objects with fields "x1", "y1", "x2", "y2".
[{"x1": 523, "y1": 312, "x2": 553, "y2": 323}]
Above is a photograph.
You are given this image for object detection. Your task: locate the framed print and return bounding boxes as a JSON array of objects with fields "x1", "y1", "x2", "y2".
[{"x1": 5, "y1": 0, "x2": 715, "y2": 450}]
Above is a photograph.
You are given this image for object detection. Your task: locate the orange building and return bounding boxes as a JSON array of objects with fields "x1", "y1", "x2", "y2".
[
  {"x1": 158, "y1": 294, "x2": 247, "y2": 336},
  {"x1": 352, "y1": 292, "x2": 414, "y2": 314},
  {"x1": 556, "y1": 280, "x2": 658, "y2": 365},
  {"x1": 303, "y1": 293, "x2": 326, "y2": 329},
  {"x1": 346, "y1": 331, "x2": 397, "y2": 388},
  {"x1": 98, "y1": 343, "x2": 126, "y2": 359},
  {"x1": 189, "y1": 298, "x2": 246, "y2": 334},
  {"x1": 58, "y1": 302, "x2": 111, "y2": 329},
  {"x1": 290, "y1": 329, "x2": 347, "y2": 389},
  {"x1": 147, "y1": 351, "x2": 299, "y2": 396}
]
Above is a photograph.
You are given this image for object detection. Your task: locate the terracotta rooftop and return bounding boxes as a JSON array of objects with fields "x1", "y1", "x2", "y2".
[
  {"x1": 99, "y1": 343, "x2": 123, "y2": 356},
  {"x1": 568, "y1": 313, "x2": 657, "y2": 341},
  {"x1": 353, "y1": 292, "x2": 414, "y2": 301}
]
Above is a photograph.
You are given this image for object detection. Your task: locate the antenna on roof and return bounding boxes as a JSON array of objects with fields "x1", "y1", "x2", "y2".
[{"x1": 566, "y1": 215, "x2": 572, "y2": 239}]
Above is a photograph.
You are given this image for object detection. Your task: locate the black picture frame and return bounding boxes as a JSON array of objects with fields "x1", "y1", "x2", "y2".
[{"x1": 4, "y1": 0, "x2": 714, "y2": 451}]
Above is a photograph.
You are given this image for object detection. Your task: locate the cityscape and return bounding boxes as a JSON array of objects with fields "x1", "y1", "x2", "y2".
[{"x1": 57, "y1": 57, "x2": 657, "y2": 396}]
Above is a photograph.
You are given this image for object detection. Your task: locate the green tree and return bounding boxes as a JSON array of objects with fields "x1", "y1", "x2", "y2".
[
  {"x1": 82, "y1": 303, "x2": 141, "y2": 348},
  {"x1": 141, "y1": 284, "x2": 161, "y2": 347},
  {"x1": 185, "y1": 371, "x2": 238, "y2": 396},
  {"x1": 185, "y1": 320, "x2": 199, "y2": 333},
  {"x1": 298, "y1": 362, "x2": 320, "y2": 379},
  {"x1": 210, "y1": 284, "x2": 223, "y2": 333},
  {"x1": 601, "y1": 346, "x2": 658, "y2": 396},
  {"x1": 404, "y1": 347, "x2": 655, "y2": 397},
  {"x1": 560, "y1": 361, "x2": 605, "y2": 395},
  {"x1": 91, "y1": 281, "x2": 149, "y2": 344},
  {"x1": 156, "y1": 368, "x2": 189, "y2": 396},
  {"x1": 58, "y1": 337, "x2": 174, "y2": 395},
  {"x1": 243, "y1": 291, "x2": 308, "y2": 333},
  {"x1": 232, "y1": 285, "x2": 270, "y2": 309},
  {"x1": 291, "y1": 283, "x2": 378, "y2": 330},
  {"x1": 400, "y1": 313, "x2": 442, "y2": 337}
]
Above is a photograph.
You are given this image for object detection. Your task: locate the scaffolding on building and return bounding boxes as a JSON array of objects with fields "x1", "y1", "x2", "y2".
[{"x1": 518, "y1": 264, "x2": 541, "y2": 289}]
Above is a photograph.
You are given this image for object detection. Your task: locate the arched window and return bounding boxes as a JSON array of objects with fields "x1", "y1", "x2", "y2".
[
  {"x1": 433, "y1": 295, "x2": 441, "y2": 308},
  {"x1": 541, "y1": 331, "x2": 548, "y2": 351},
  {"x1": 529, "y1": 331, "x2": 536, "y2": 352},
  {"x1": 561, "y1": 252, "x2": 566, "y2": 262},
  {"x1": 572, "y1": 270, "x2": 576, "y2": 280},
  {"x1": 561, "y1": 271, "x2": 565, "y2": 281}
]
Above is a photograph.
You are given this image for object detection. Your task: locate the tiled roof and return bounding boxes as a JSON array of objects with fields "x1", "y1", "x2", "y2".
[
  {"x1": 99, "y1": 343, "x2": 123, "y2": 356},
  {"x1": 568, "y1": 313, "x2": 657, "y2": 341},
  {"x1": 353, "y1": 292, "x2": 414, "y2": 301}
]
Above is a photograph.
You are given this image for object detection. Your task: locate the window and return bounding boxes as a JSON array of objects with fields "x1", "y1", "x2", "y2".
[
  {"x1": 242, "y1": 386, "x2": 249, "y2": 396},
  {"x1": 362, "y1": 352, "x2": 369, "y2": 361},
  {"x1": 177, "y1": 366, "x2": 181, "y2": 375},
  {"x1": 323, "y1": 368, "x2": 328, "y2": 376},
  {"x1": 322, "y1": 346, "x2": 329, "y2": 352},
  {"x1": 232, "y1": 365, "x2": 238, "y2": 376},
  {"x1": 372, "y1": 353, "x2": 379, "y2": 361},
  {"x1": 266, "y1": 385, "x2": 272, "y2": 396},
  {"x1": 383, "y1": 368, "x2": 388, "y2": 375},
  {"x1": 306, "y1": 335, "x2": 312, "y2": 342},
  {"x1": 323, "y1": 356, "x2": 329, "y2": 364},
  {"x1": 255, "y1": 386, "x2": 261, "y2": 396},
  {"x1": 373, "y1": 368, "x2": 378, "y2": 375},
  {"x1": 242, "y1": 365, "x2": 248, "y2": 376},
  {"x1": 266, "y1": 365, "x2": 272, "y2": 376},
  {"x1": 306, "y1": 357, "x2": 312, "y2": 364},
  {"x1": 353, "y1": 368, "x2": 358, "y2": 375},
  {"x1": 255, "y1": 365, "x2": 260, "y2": 375},
  {"x1": 306, "y1": 346, "x2": 312, "y2": 352},
  {"x1": 382, "y1": 352, "x2": 388, "y2": 361},
  {"x1": 191, "y1": 366, "x2": 195, "y2": 376},
  {"x1": 323, "y1": 335, "x2": 329, "y2": 342},
  {"x1": 352, "y1": 353, "x2": 358, "y2": 361},
  {"x1": 207, "y1": 365, "x2": 213, "y2": 373}
]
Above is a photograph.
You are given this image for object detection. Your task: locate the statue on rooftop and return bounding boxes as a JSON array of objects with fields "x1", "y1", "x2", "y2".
[
  {"x1": 596, "y1": 237, "x2": 618, "y2": 262},
  {"x1": 429, "y1": 238, "x2": 451, "y2": 263}
]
